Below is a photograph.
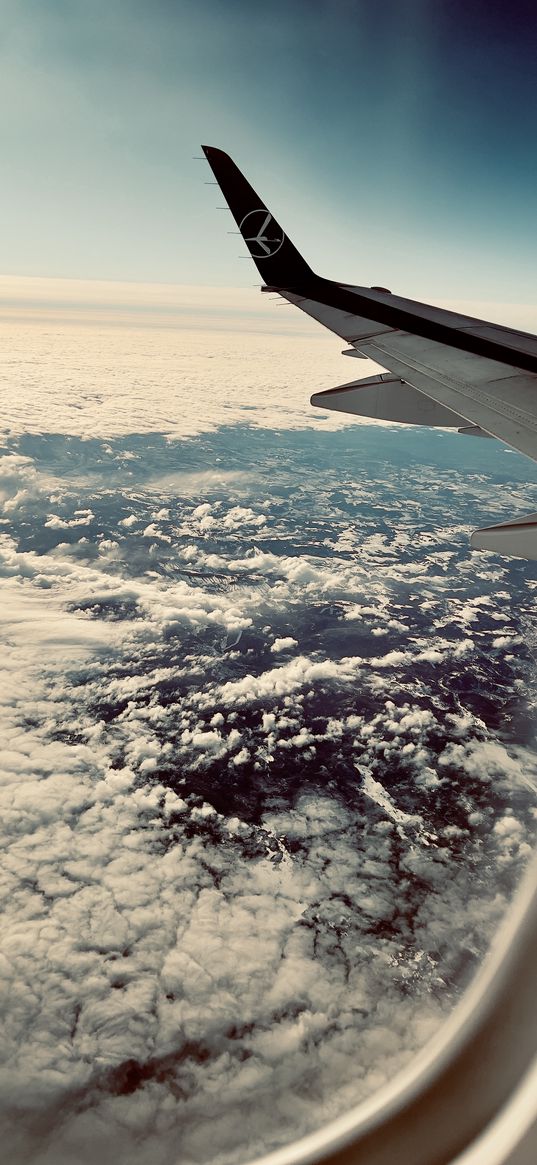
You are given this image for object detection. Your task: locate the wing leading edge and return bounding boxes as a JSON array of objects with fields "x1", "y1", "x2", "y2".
[{"x1": 202, "y1": 145, "x2": 537, "y2": 559}]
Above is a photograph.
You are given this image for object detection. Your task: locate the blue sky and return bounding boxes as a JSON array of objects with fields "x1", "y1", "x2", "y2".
[{"x1": 2, "y1": 0, "x2": 537, "y2": 302}]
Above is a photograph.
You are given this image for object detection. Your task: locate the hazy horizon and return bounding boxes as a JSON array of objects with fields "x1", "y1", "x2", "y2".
[{"x1": 2, "y1": 272, "x2": 537, "y2": 337}]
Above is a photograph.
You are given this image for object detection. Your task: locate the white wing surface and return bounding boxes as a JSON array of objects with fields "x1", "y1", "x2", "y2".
[{"x1": 281, "y1": 285, "x2": 537, "y2": 463}]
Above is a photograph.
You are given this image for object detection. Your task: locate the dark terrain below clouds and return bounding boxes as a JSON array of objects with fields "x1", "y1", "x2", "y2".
[{"x1": 1, "y1": 417, "x2": 537, "y2": 1164}]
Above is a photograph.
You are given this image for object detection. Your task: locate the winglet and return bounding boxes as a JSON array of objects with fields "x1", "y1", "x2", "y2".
[{"x1": 201, "y1": 145, "x2": 316, "y2": 288}]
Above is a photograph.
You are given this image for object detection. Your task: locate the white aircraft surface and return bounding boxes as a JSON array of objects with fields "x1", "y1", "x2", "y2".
[{"x1": 201, "y1": 146, "x2": 537, "y2": 1165}]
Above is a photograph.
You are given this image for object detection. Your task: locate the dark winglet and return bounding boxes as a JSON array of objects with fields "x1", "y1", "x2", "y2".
[{"x1": 201, "y1": 145, "x2": 315, "y2": 288}]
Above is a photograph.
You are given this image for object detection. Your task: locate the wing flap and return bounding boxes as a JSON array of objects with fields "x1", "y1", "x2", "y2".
[
  {"x1": 311, "y1": 374, "x2": 470, "y2": 427},
  {"x1": 471, "y1": 512, "x2": 537, "y2": 559}
]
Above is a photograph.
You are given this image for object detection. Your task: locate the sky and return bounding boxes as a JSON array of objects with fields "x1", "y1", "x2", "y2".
[{"x1": 2, "y1": 0, "x2": 537, "y2": 302}]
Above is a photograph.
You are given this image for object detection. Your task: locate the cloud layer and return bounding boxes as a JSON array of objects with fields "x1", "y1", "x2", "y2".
[{"x1": 2, "y1": 397, "x2": 537, "y2": 1165}]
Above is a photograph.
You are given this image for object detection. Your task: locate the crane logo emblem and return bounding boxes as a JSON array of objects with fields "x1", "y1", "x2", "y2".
[{"x1": 240, "y1": 209, "x2": 285, "y2": 258}]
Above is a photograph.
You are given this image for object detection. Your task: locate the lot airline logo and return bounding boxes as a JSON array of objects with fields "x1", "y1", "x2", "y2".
[{"x1": 240, "y1": 209, "x2": 285, "y2": 258}]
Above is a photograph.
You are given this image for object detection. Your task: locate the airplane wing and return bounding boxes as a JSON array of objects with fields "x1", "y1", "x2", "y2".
[
  {"x1": 201, "y1": 147, "x2": 537, "y2": 1165},
  {"x1": 201, "y1": 145, "x2": 537, "y2": 559}
]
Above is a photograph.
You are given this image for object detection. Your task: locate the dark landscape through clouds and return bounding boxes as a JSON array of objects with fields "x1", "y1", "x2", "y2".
[{"x1": 2, "y1": 402, "x2": 537, "y2": 1164}]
